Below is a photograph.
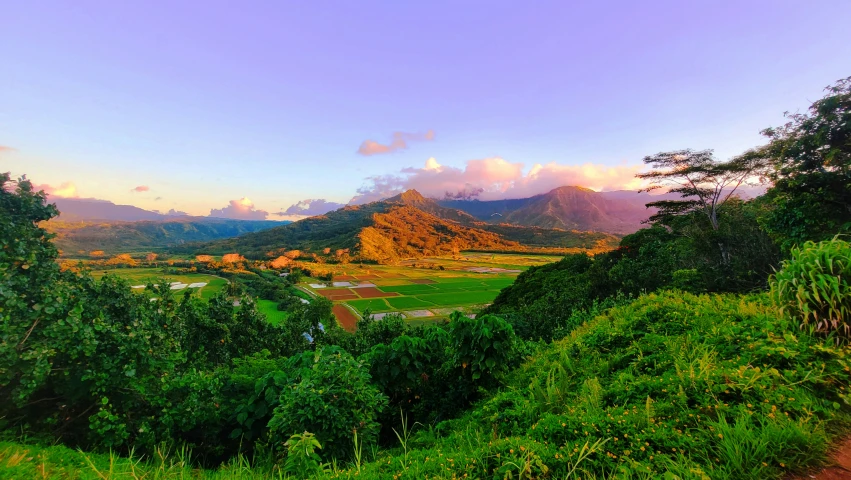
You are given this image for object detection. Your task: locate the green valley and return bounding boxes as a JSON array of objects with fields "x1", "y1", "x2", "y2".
[{"x1": 2, "y1": 71, "x2": 851, "y2": 480}]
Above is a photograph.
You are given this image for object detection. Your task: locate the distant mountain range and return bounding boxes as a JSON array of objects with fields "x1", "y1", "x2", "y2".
[
  {"x1": 49, "y1": 186, "x2": 667, "y2": 258},
  {"x1": 439, "y1": 186, "x2": 663, "y2": 234},
  {"x1": 46, "y1": 198, "x2": 286, "y2": 256},
  {"x1": 193, "y1": 190, "x2": 621, "y2": 263},
  {"x1": 51, "y1": 198, "x2": 184, "y2": 222}
]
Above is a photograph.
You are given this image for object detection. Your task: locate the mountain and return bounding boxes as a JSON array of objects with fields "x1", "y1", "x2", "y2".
[
  {"x1": 192, "y1": 189, "x2": 620, "y2": 263},
  {"x1": 385, "y1": 190, "x2": 480, "y2": 224},
  {"x1": 439, "y1": 186, "x2": 664, "y2": 234},
  {"x1": 51, "y1": 198, "x2": 174, "y2": 221},
  {"x1": 46, "y1": 218, "x2": 287, "y2": 256}
]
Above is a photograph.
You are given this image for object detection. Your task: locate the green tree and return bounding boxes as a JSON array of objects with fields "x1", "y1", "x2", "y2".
[
  {"x1": 638, "y1": 149, "x2": 766, "y2": 231},
  {"x1": 757, "y1": 76, "x2": 851, "y2": 247},
  {"x1": 0, "y1": 173, "x2": 88, "y2": 404},
  {"x1": 268, "y1": 347, "x2": 387, "y2": 460},
  {"x1": 449, "y1": 313, "x2": 518, "y2": 392}
]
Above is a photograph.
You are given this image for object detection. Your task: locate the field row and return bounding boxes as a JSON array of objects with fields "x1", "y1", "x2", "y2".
[{"x1": 346, "y1": 289, "x2": 499, "y2": 313}]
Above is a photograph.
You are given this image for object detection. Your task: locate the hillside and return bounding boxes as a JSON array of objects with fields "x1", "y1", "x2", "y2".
[
  {"x1": 44, "y1": 218, "x2": 285, "y2": 256},
  {"x1": 358, "y1": 205, "x2": 518, "y2": 262},
  {"x1": 193, "y1": 189, "x2": 618, "y2": 261},
  {"x1": 439, "y1": 186, "x2": 662, "y2": 234},
  {"x1": 52, "y1": 197, "x2": 178, "y2": 221}
]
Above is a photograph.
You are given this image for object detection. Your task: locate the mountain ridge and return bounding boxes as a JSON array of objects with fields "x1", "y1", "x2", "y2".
[
  {"x1": 438, "y1": 186, "x2": 662, "y2": 234},
  {"x1": 192, "y1": 190, "x2": 620, "y2": 262}
]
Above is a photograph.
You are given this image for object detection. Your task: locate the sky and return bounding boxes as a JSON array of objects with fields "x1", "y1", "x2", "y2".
[{"x1": 2, "y1": 0, "x2": 850, "y2": 219}]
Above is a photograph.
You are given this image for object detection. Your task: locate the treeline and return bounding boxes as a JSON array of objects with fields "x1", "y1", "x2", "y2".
[{"x1": 486, "y1": 77, "x2": 850, "y2": 342}]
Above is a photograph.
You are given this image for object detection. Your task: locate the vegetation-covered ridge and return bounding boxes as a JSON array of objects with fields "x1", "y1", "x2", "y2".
[
  {"x1": 44, "y1": 218, "x2": 285, "y2": 256},
  {"x1": 191, "y1": 190, "x2": 619, "y2": 262}
]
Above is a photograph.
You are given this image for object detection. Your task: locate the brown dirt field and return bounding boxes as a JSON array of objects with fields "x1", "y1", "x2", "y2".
[
  {"x1": 409, "y1": 278, "x2": 437, "y2": 284},
  {"x1": 333, "y1": 305, "x2": 358, "y2": 332},
  {"x1": 327, "y1": 294, "x2": 360, "y2": 301},
  {"x1": 355, "y1": 274, "x2": 381, "y2": 280},
  {"x1": 788, "y1": 437, "x2": 851, "y2": 480},
  {"x1": 335, "y1": 275, "x2": 356, "y2": 281},
  {"x1": 355, "y1": 287, "x2": 399, "y2": 299},
  {"x1": 317, "y1": 288, "x2": 354, "y2": 299}
]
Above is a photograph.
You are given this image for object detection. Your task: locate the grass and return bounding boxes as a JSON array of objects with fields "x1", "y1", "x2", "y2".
[
  {"x1": 377, "y1": 285, "x2": 438, "y2": 294},
  {"x1": 385, "y1": 297, "x2": 436, "y2": 309},
  {"x1": 89, "y1": 267, "x2": 227, "y2": 301},
  {"x1": 256, "y1": 299, "x2": 289, "y2": 325},
  {"x1": 347, "y1": 298, "x2": 392, "y2": 313},
  {"x1": 298, "y1": 254, "x2": 561, "y2": 323},
  {"x1": 0, "y1": 441, "x2": 270, "y2": 479},
  {"x1": 416, "y1": 290, "x2": 498, "y2": 306}
]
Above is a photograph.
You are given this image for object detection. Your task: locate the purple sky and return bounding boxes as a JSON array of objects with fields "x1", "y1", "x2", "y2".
[{"x1": 2, "y1": 0, "x2": 850, "y2": 218}]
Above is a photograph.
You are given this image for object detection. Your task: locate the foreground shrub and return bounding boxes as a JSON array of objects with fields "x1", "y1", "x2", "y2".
[
  {"x1": 770, "y1": 237, "x2": 851, "y2": 338},
  {"x1": 267, "y1": 347, "x2": 387, "y2": 460}
]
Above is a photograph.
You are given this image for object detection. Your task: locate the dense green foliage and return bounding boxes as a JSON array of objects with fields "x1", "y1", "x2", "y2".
[
  {"x1": 338, "y1": 291, "x2": 851, "y2": 479},
  {"x1": 485, "y1": 199, "x2": 781, "y2": 342},
  {"x1": 771, "y1": 237, "x2": 851, "y2": 338},
  {"x1": 757, "y1": 77, "x2": 851, "y2": 248},
  {"x1": 267, "y1": 348, "x2": 387, "y2": 460},
  {"x1": 4, "y1": 77, "x2": 851, "y2": 479},
  {"x1": 0, "y1": 173, "x2": 527, "y2": 471}
]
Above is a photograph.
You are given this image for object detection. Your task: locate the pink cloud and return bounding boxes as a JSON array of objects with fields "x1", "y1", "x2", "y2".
[
  {"x1": 357, "y1": 130, "x2": 435, "y2": 156},
  {"x1": 209, "y1": 197, "x2": 269, "y2": 220},
  {"x1": 349, "y1": 157, "x2": 646, "y2": 204},
  {"x1": 33, "y1": 181, "x2": 79, "y2": 198},
  {"x1": 131, "y1": 185, "x2": 150, "y2": 192},
  {"x1": 0, "y1": 146, "x2": 16, "y2": 153},
  {"x1": 281, "y1": 198, "x2": 345, "y2": 216}
]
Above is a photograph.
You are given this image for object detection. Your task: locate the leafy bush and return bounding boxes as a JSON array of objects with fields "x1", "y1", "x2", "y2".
[
  {"x1": 449, "y1": 312, "x2": 518, "y2": 389},
  {"x1": 770, "y1": 237, "x2": 851, "y2": 338},
  {"x1": 267, "y1": 347, "x2": 387, "y2": 460}
]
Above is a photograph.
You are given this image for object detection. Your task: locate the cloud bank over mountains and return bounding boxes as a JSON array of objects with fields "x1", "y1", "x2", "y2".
[
  {"x1": 281, "y1": 199, "x2": 345, "y2": 216},
  {"x1": 23, "y1": 156, "x2": 651, "y2": 221},
  {"x1": 209, "y1": 197, "x2": 270, "y2": 220},
  {"x1": 349, "y1": 157, "x2": 646, "y2": 204},
  {"x1": 33, "y1": 182, "x2": 79, "y2": 198}
]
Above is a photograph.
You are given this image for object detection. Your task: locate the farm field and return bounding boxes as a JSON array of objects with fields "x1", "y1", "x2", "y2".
[
  {"x1": 256, "y1": 299, "x2": 289, "y2": 325},
  {"x1": 300, "y1": 253, "x2": 561, "y2": 326},
  {"x1": 88, "y1": 267, "x2": 228, "y2": 300}
]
